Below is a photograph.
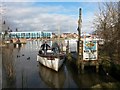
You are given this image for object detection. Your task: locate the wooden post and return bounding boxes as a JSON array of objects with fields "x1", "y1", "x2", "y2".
[
  {"x1": 77, "y1": 8, "x2": 82, "y2": 70},
  {"x1": 66, "y1": 40, "x2": 69, "y2": 54},
  {"x1": 96, "y1": 62, "x2": 99, "y2": 73}
]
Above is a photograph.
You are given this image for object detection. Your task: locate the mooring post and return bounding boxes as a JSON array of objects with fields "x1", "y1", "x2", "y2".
[
  {"x1": 96, "y1": 60, "x2": 99, "y2": 73},
  {"x1": 66, "y1": 40, "x2": 72, "y2": 61},
  {"x1": 81, "y1": 61, "x2": 84, "y2": 73},
  {"x1": 66, "y1": 40, "x2": 69, "y2": 54},
  {"x1": 77, "y1": 8, "x2": 82, "y2": 71}
]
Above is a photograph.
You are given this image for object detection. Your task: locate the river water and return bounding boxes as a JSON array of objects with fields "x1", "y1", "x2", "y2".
[{"x1": 1, "y1": 40, "x2": 120, "y2": 88}]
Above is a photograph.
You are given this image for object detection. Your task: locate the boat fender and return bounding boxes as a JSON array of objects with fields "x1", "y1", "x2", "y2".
[{"x1": 39, "y1": 50, "x2": 42, "y2": 54}]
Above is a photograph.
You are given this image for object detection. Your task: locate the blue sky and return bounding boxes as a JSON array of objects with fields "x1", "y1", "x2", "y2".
[
  {"x1": 1, "y1": 2, "x2": 103, "y2": 34},
  {"x1": 34, "y1": 2, "x2": 98, "y2": 14}
]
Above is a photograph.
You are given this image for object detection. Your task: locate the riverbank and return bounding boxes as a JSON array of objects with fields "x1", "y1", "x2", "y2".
[
  {"x1": 66, "y1": 50, "x2": 120, "y2": 86},
  {"x1": 97, "y1": 52, "x2": 120, "y2": 82}
]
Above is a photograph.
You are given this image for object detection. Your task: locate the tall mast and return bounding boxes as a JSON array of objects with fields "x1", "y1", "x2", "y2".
[{"x1": 56, "y1": 24, "x2": 60, "y2": 45}]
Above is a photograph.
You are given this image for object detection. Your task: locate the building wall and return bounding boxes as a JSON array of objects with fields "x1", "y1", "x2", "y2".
[{"x1": 9, "y1": 31, "x2": 52, "y2": 39}]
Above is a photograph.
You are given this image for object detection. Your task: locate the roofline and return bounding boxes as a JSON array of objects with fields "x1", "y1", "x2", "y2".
[{"x1": 10, "y1": 31, "x2": 52, "y2": 33}]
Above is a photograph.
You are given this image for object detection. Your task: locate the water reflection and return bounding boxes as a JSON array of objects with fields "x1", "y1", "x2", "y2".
[
  {"x1": 2, "y1": 45, "x2": 16, "y2": 88},
  {"x1": 0, "y1": 46, "x2": 2, "y2": 89},
  {"x1": 66, "y1": 62, "x2": 120, "y2": 88},
  {"x1": 38, "y1": 63, "x2": 66, "y2": 88}
]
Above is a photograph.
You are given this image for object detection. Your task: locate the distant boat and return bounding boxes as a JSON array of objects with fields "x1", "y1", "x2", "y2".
[{"x1": 37, "y1": 50, "x2": 66, "y2": 72}]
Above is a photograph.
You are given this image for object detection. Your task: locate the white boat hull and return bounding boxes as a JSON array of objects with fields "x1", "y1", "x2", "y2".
[{"x1": 37, "y1": 54, "x2": 65, "y2": 72}]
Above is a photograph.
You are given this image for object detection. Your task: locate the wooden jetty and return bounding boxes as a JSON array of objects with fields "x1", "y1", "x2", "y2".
[
  {"x1": 66, "y1": 8, "x2": 100, "y2": 73},
  {"x1": 12, "y1": 38, "x2": 26, "y2": 48},
  {"x1": 12, "y1": 38, "x2": 27, "y2": 44},
  {"x1": 66, "y1": 50, "x2": 101, "y2": 73},
  {"x1": 71, "y1": 51, "x2": 100, "y2": 72}
]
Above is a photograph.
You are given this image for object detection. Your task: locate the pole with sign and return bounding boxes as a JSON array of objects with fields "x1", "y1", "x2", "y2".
[
  {"x1": 83, "y1": 38, "x2": 98, "y2": 61},
  {"x1": 77, "y1": 8, "x2": 83, "y2": 70}
]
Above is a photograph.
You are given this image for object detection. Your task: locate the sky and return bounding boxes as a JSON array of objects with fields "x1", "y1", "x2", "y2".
[{"x1": 1, "y1": 0, "x2": 119, "y2": 34}]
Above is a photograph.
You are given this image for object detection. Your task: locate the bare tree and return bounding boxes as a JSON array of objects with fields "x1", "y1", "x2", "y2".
[
  {"x1": 94, "y1": 2, "x2": 119, "y2": 61},
  {"x1": 117, "y1": 1, "x2": 120, "y2": 59}
]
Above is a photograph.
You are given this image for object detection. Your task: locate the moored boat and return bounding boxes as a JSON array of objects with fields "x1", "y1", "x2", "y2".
[{"x1": 37, "y1": 50, "x2": 66, "y2": 72}]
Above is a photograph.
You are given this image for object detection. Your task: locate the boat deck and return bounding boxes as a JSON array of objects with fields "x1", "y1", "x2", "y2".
[{"x1": 38, "y1": 52, "x2": 65, "y2": 60}]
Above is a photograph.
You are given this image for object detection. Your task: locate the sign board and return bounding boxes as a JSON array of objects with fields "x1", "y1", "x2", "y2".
[{"x1": 83, "y1": 39, "x2": 98, "y2": 60}]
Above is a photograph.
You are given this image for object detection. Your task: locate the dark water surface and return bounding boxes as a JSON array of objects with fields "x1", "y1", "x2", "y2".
[{"x1": 2, "y1": 40, "x2": 120, "y2": 88}]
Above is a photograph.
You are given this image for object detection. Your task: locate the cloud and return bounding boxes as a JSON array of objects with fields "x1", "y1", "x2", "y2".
[
  {"x1": 82, "y1": 11, "x2": 96, "y2": 33},
  {"x1": 2, "y1": 2, "x2": 99, "y2": 34},
  {"x1": 2, "y1": 2, "x2": 77, "y2": 33}
]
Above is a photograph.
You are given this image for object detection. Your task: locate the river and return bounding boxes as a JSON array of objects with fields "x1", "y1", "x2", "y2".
[{"x1": 1, "y1": 40, "x2": 120, "y2": 88}]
